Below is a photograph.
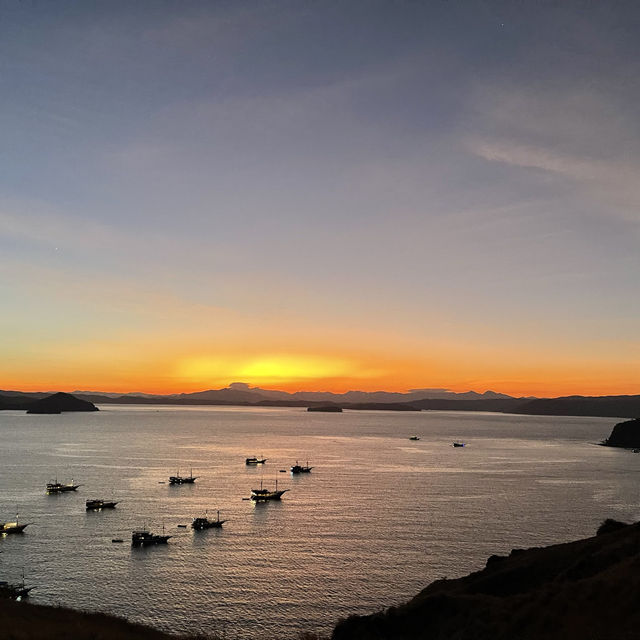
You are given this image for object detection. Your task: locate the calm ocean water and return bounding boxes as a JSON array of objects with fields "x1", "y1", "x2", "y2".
[{"x1": 0, "y1": 406, "x2": 638, "y2": 638}]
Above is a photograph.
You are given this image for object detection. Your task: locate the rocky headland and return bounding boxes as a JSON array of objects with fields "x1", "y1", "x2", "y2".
[
  {"x1": 601, "y1": 417, "x2": 640, "y2": 449},
  {"x1": 332, "y1": 519, "x2": 640, "y2": 640}
]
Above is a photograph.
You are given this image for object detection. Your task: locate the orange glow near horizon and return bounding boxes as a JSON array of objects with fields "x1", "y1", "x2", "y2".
[{"x1": 2, "y1": 347, "x2": 639, "y2": 398}]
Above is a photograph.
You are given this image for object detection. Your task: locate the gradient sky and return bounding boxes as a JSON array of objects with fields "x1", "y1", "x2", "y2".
[{"x1": 1, "y1": 0, "x2": 639, "y2": 396}]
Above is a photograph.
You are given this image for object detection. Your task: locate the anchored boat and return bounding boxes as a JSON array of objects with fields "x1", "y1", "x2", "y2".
[
  {"x1": 250, "y1": 479, "x2": 288, "y2": 501},
  {"x1": 85, "y1": 499, "x2": 118, "y2": 510},
  {"x1": 1, "y1": 516, "x2": 31, "y2": 535},
  {"x1": 131, "y1": 528, "x2": 172, "y2": 546},
  {"x1": 192, "y1": 510, "x2": 227, "y2": 530},
  {"x1": 46, "y1": 478, "x2": 81, "y2": 493},
  {"x1": 245, "y1": 456, "x2": 267, "y2": 465},
  {"x1": 169, "y1": 468, "x2": 198, "y2": 485},
  {"x1": 291, "y1": 460, "x2": 313, "y2": 474}
]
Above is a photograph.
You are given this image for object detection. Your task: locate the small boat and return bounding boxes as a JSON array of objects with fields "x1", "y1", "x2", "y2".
[
  {"x1": 0, "y1": 580, "x2": 33, "y2": 600},
  {"x1": 1, "y1": 517, "x2": 31, "y2": 535},
  {"x1": 245, "y1": 456, "x2": 267, "y2": 465},
  {"x1": 46, "y1": 478, "x2": 81, "y2": 493},
  {"x1": 409, "y1": 436, "x2": 420, "y2": 441},
  {"x1": 452, "y1": 441, "x2": 465, "y2": 447},
  {"x1": 112, "y1": 539, "x2": 124, "y2": 543},
  {"x1": 291, "y1": 460, "x2": 313, "y2": 474},
  {"x1": 250, "y1": 479, "x2": 289, "y2": 501},
  {"x1": 131, "y1": 528, "x2": 172, "y2": 546},
  {"x1": 169, "y1": 468, "x2": 198, "y2": 485},
  {"x1": 85, "y1": 499, "x2": 118, "y2": 511},
  {"x1": 192, "y1": 510, "x2": 227, "y2": 530}
]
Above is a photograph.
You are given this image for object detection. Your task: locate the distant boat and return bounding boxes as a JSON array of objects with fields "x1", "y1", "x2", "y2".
[
  {"x1": 250, "y1": 479, "x2": 289, "y2": 501},
  {"x1": 291, "y1": 460, "x2": 313, "y2": 474},
  {"x1": 192, "y1": 510, "x2": 227, "y2": 530},
  {"x1": 85, "y1": 499, "x2": 118, "y2": 511},
  {"x1": 245, "y1": 456, "x2": 267, "y2": 465},
  {"x1": 131, "y1": 528, "x2": 172, "y2": 546},
  {"x1": 1, "y1": 514, "x2": 31, "y2": 535},
  {"x1": 169, "y1": 468, "x2": 198, "y2": 485},
  {"x1": 452, "y1": 441, "x2": 465, "y2": 447},
  {"x1": 0, "y1": 579, "x2": 33, "y2": 600},
  {"x1": 46, "y1": 478, "x2": 81, "y2": 493},
  {"x1": 409, "y1": 436, "x2": 420, "y2": 441}
]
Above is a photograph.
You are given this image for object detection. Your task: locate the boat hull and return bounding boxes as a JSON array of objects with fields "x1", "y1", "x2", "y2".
[
  {"x1": 1, "y1": 523, "x2": 29, "y2": 534},
  {"x1": 250, "y1": 489, "x2": 288, "y2": 501}
]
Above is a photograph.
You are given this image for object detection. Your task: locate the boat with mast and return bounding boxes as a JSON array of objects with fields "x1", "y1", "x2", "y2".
[
  {"x1": 250, "y1": 478, "x2": 289, "y2": 501},
  {"x1": 291, "y1": 460, "x2": 313, "y2": 474},
  {"x1": 1, "y1": 512, "x2": 31, "y2": 535},
  {"x1": 131, "y1": 526, "x2": 172, "y2": 546},
  {"x1": 46, "y1": 477, "x2": 81, "y2": 493},
  {"x1": 0, "y1": 575, "x2": 33, "y2": 600},
  {"x1": 192, "y1": 510, "x2": 227, "y2": 530},
  {"x1": 169, "y1": 468, "x2": 198, "y2": 485}
]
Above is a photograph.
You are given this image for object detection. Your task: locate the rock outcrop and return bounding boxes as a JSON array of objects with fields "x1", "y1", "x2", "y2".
[{"x1": 602, "y1": 417, "x2": 640, "y2": 448}]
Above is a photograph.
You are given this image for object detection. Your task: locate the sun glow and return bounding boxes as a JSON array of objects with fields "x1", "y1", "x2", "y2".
[{"x1": 175, "y1": 354, "x2": 384, "y2": 387}]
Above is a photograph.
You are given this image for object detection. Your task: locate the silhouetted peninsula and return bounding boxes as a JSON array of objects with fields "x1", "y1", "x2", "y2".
[
  {"x1": 333, "y1": 520, "x2": 640, "y2": 640},
  {"x1": 602, "y1": 417, "x2": 640, "y2": 448},
  {"x1": 26, "y1": 392, "x2": 99, "y2": 414},
  {"x1": 308, "y1": 405, "x2": 343, "y2": 412}
]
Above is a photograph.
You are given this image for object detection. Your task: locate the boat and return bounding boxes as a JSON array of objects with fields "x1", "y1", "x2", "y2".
[
  {"x1": 192, "y1": 510, "x2": 227, "y2": 530},
  {"x1": 1, "y1": 517, "x2": 31, "y2": 535},
  {"x1": 409, "y1": 436, "x2": 420, "y2": 441},
  {"x1": 46, "y1": 478, "x2": 81, "y2": 493},
  {"x1": 250, "y1": 479, "x2": 289, "y2": 501},
  {"x1": 245, "y1": 456, "x2": 267, "y2": 465},
  {"x1": 168, "y1": 468, "x2": 198, "y2": 485},
  {"x1": 291, "y1": 460, "x2": 313, "y2": 474},
  {"x1": 131, "y1": 528, "x2": 172, "y2": 546},
  {"x1": 0, "y1": 580, "x2": 33, "y2": 600},
  {"x1": 452, "y1": 441, "x2": 465, "y2": 447},
  {"x1": 85, "y1": 499, "x2": 118, "y2": 510}
]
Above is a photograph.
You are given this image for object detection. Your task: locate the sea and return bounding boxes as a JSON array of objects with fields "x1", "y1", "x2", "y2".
[{"x1": 0, "y1": 406, "x2": 638, "y2": 639}]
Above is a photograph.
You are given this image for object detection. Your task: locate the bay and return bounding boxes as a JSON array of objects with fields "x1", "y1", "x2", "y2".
[{"x1": 0, "y1": 406, "x2": 637, "y2": 639}]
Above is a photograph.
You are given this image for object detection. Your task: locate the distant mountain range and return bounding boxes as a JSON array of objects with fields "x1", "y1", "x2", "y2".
[{"x1": 1, "y1": 384, "x2": 639, "y2": 418}]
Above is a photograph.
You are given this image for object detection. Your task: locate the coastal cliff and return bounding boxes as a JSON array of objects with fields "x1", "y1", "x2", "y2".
[
  {"x1": 332, "y1": 520, "x2": 640, "y2": 640},
  {"x1": 602, "y1": 417, "x2": 640, "y2": 449}
]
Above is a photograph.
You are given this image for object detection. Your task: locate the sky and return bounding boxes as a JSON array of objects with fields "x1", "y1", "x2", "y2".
[{"x1": 1, "y1": 0, "x2": 639, "y2": 397}]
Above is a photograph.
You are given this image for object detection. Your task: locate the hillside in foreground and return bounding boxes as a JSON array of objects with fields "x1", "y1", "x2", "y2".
[{"x1": 332, "y1": 519, "x2": 640, "y2": 640}]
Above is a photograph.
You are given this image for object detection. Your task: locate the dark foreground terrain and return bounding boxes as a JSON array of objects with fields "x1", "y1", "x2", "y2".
[
  {"x1": 2, "y1": 521, "x2": 639, "y2": 640},
  {"x1": 0, "y1": 599, "x2": 196, "y2": 640},
  {"x1": 333, "y1": 519, "x2": 640, "y2": 640}
]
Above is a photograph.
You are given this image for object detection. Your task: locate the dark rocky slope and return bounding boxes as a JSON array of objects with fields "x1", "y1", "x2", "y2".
[
  {"x1": 333, "y1": 520, "x2": 640, "y2": 640},
  {"x1": 0, "y1": 599, "x2": 197, "y2": 640},
  {"x1": 602, "y1": 417, "x2": 640, "y2": 448}
]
